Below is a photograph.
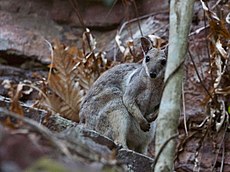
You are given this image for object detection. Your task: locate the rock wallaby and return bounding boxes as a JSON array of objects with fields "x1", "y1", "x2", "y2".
[{"x1": 80, "y1": 37, "x2": 166, "y2": 154}]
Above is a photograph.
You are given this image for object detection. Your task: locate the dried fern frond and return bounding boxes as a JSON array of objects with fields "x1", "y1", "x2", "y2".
[
  {"x1": 40, "y1": 41, "x2": 85, "y2": 122},
  {"x1": 76, "y1": 29, "x2": 112, "y2": 90},
  {"x1": 37, "y1": 29, "x2": 112, "y2": 122},
  {"x1": 199, "y1": 0, "x2": 230, "y2": 132}
]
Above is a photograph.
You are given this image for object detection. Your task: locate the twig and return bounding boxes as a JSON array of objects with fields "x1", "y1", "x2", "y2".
[
  {"x1": 211, "y1": 123, "x2": 227, "y2": 171},
  {"x1": 114, "y1": 10, "x2": 168, "y2": 62},
  {"x1": 163, "y1": 58, "x2": 185, "y2": 91},
  {"x1": 190, "y1": 36, "x2": 205, "y2": 80},
  {"x1": 153, "y1": 133, "x2": 179, "y2": 169},
  {"x1": 193, "y1": 128, "x2": 208, "y2": 172},
  {"x1": 211, "y1": 0, "x2": 222, "y2": 10},
  {"x1": 175, "y1": 131, "x2": 199, "y2": 161},
  {"x1": 118, "y1": 11, "x2": 168, "y2": 35},
  {"x1": 203, "y1": 8, "x2": 214, "y2": 87},
  {"x1": 196, "y1": 116, "x2": 209, "y2": 128},
  {"x1": 68, "y1": 0, "x2": 86, "y2": 30},
  {"x1": 182, "y1": 82, "x2": 188, "y2": 136},
  {"x1": 189, "y1": 25, "x2": 209, "y2": 37},
  {"x1": 220, "y1": 139, "x2": 225, "y2": 172},
  {"x1": 103, "y1": 0, "x2": 118, "y2": 23},
  {"x1": 44, "y1": 39, "x2": 53, "y2": 82},
  {"x1": 188, "y1": 49, "x2": 213, "y2": 99},
  {"x1": 0, "y1": 108, "x2": 72, "y2": 158},
  {"x1": 132, "y1": 0, "x2": 143, "y2": 37}
]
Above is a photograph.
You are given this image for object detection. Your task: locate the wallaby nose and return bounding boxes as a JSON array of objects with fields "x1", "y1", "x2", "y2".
[
  {"x1": 160, "y1": 58, "x2": 166, "y2": 66},
  {"x1": 150, "y1": 72, "x2": 157, "y2": 78}
]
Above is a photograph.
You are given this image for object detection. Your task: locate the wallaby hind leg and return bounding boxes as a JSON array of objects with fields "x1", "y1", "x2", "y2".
[
  {"x1": 97, "y1": 105, "x2": 130, "y2": 148},
  {"x1": 109, "y1": 109, "x2": 130, "y2": 148},
  {"x1": 134, "y1": 140, "x2": 153, "y2": 154},
  {"x1": 139, "y1": 122, "x2": 156, "y2": 154}
]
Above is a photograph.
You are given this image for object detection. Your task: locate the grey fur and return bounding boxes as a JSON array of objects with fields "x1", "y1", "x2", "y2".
[{"x1": 79, "y1": 37, "x2": 166, "y2": 154}]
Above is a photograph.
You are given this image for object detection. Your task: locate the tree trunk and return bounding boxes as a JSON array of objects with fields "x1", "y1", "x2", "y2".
[{"x1": 154, "y1": 0, "x2": 195, "y2": 171}]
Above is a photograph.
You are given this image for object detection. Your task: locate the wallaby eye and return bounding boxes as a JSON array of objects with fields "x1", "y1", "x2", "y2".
[
  {"x1": 160, "y1": 58, "x2": 166, "y2": 65},
  {"x1": 145, "y1": 56, "x2": 150, "y2": 63}
]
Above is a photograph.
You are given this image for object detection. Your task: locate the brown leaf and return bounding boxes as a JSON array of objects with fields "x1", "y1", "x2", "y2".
[
  {"x1": 2, "y1": 81, "x2": 25, "y2": 127},
  {"x1": 37, "y1": 31, "x2": 112, "y2": 122}
]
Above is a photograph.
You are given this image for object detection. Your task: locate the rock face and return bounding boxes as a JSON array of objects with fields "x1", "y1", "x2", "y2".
[
  {"x1": 0, "y1": 0, "x2": 168, "y2": 63},
  {"x1": 0, "y1": 1, "x2": 68, "y2": 63},
  {"x1": 0, "y1": 0, "x2": 67, "y2": 63},
  {"x1": 1, "y1": 0, "x2": 229, "y2": 172}
]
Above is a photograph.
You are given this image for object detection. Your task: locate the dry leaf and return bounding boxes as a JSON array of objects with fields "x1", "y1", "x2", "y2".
[
  {"x1": 2, "y1": 80, "x2": 26, "y2": 127},
  {"x1": 37, "y1": 30, "x2": 112, "y2": 122},
  {"x1": 215, "y1": 39, "x2": 228, "y2": 59}
]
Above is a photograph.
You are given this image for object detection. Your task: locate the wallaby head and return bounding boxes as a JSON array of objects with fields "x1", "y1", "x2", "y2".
[{"x1": 141, "y1": 37, "x2": 166, "y2": 79}]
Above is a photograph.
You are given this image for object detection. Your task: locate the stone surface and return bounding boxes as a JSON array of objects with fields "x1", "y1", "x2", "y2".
[
  {"x1": 0, "y1": 0, "x2": 229, "y2": 171},
  {"x1": 0, "y1": 0, "x2": 169, "y2": 64}
]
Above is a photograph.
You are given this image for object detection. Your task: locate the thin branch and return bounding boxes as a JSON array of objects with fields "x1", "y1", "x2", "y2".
[
  {"x1": 68, "y1": 0, "x2": 86, "y2": 30},
  {"x1": 193, "y1": 127, "x2": 208, "y2": 172},
  {"x1": 103, "y1": 0, "x2": 118, "y2": 23},
  {"x1": 114, "y1": 10, "x2": 168, "y2": 62},
  {"x1": 188, "y1": 49, "x2": 213, "y2": 98},
  {"x1": 182, "y1": 82, "x2": 188, "y2": 136},
  {"x1": 211, "y1": 0, "x2": 222, "y2": 10},
  {"x1": 163, "y1": 59, "x2": 185, "y2": 91},
  {"x1": 220, "y1": 139, "x2": 225, "y2": 172},
  {"x1": 197, "y1": 53, "x2": 205, "y2": 80},
  {"x1": 132, "y1": 0, "x2": 143, "y2": 37},
  {"x1": 194, "y1": 116, "x2": 209, "y2": 129},
  {"x1": 203, "y1": 8, "x2": 214, "y2": 86},
  {"x1": 118, "y1": 11, "x2": 168, "y2": 35},
  {"x1": 44, "y1": 39, "x2": 54, "y2": 82},
  {"x1": 189, "y1": 25, "x2": 209, "y2": 37},
  {"x1": 153, "y1": 133, "x2": 179, "y2": 169},
  {"x1": 211, "y1": 123, "x2": 227, "y2": 171},
  {"x1": 190, "y1": 36, "x2": 205, "y2": 80}
]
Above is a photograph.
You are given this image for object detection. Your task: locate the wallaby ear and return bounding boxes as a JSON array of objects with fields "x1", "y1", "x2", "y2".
[
  {"x1": 163, "y1": 46, "x2": 168, "y2": 56},
  {"x1": 141, "y1": 37, "x2": 152, "y2": 54}
]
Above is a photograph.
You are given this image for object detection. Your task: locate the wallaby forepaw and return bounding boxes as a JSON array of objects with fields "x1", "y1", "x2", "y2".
[
  {"x1": 140, "y1": 120, "x2": 150, "y2": 132},
  {"x1": 145, "y1": 112, "x2": 158, "y2": 122}
]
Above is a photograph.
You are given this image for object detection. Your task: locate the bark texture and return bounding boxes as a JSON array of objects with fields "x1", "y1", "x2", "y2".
[{"x1": 155, "y1": 0, "x2": 195, "y2": 171}]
